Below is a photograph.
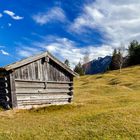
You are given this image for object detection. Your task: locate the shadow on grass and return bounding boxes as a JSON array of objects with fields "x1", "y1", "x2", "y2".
[{"x1": 28, "y1": 104, "x2": 83, "y2": 114}]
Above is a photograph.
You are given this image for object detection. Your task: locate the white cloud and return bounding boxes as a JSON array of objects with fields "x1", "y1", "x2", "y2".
[
  {"x1": 43, "y1": 39, "x2": 113, "y2": 67},
  {"x1": 33, "y1": 7, "x2": 66, "y2": 25},
  {"x1": 70, "y1": 0, "x2": 140, "y2": 46},
  {"x1": 0, "y1": 50, "x2": 9, "y2": 55},
  {"x1": 17, "y1": 47, "x2": 41, "y2": 58},
  {"x1": 17, "y1": 36, "x2": 113, "y2": 68},
  {"x1": 0, "y1": 13, "x2": 3, "y2": 18},
  {"x1": 3, "y1": 10, "x2": 23, "y2": 20},
  {"x1": 15, "y1": 1, "x2": 140, "y2": 67}
]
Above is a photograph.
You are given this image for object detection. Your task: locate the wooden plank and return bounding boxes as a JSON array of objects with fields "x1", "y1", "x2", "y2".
[
  {"x1": 17, "y1": 95, "x2": 72, "y2": 101},
  {"x1": 47, "y1": 84, "x2": 71, "y2": 88},
  {"x1": 18, "y1": 98, "x2": 70, "y2": 102},
  {"x1": 17, "y1": 102, "x2": 69, "y2": 109},
  {"x1": 14, "y1": 69, "x2": 19, "y2": 79},
  {"x1": 47, "y1": 81, "x2": 73, "y2": 84},
  {"x1": 16, "y1": 89, "x2": 70, "y2": 94},
  {"x1": 17, "y1": 100, "x2": 70, "y2": 105},
  {"x1": 15, "y1": 79, "x2": 44, "y2": 83},
  {"x1": 15, "y1": 79, "x2": 73, "y2": 84},
  {"x1": 16, "y1": 86, "x2": 71, "y2": 90},
  {"x1": 22, "y1": 65, "x2": 29, "y2": 80},
  {"x1": 9, "y1": 72, "x2": 17, "y2": 108},
  {"x1": 49, "y1": 63, "x2": 53, "y2": 81},
  {"x1": 45, "y1": 56, "x2": 49, "y2": 62},
  {"x1": 47, "y1": 86, "x2": 71, "y2": 89},
  {"x1": 15, "y1": 81, "x2": 45, "y2": 88},
  {"x1": 16, "y1": 92, "x2": 69, "y2": 96},
  {"x1": 47, "y1": 83, "x2": 70, "y2": 87},
  {"x1": 38, "y1": 60, "x2": 43, "y2": 81},
  {"x1": 17, "y1": 100, "x2": 69, "y2": 106},
  {"x1": 28, "y1": 63, "x2": 32, "y2": 80},
  {"x1": 31, "y1": 62, "x2": 35, "y2": 80},
  {"x1": 42, "y1": 58, "x2": 46, "y2": 81},
  {"x1": 43, "y1": 89, "x2": 70, "y2": 93}
]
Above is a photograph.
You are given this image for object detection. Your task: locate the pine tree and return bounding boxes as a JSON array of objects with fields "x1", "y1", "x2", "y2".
[
  {"x1": 109, "y1": 49, "x2": 120, "y2": 70},
  {"x1": 74, "y1": 62, "x2": 85, "y2": 76},
  {"x1": 128, "y1": 40, "x2": 140, "y2": 65}
]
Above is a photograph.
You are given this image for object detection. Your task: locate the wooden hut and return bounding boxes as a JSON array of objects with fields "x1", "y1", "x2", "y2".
[{"x1": 0, "y1": 51, "x2": 76, "y2": 109}]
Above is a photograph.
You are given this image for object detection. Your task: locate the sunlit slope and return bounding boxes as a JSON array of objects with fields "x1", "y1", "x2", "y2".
[
  {"x1": 0, "y1": 65, "x2": 139, "y2": 140},
  {"x1": 74, "y1": 65, "x2": 140, "y2": 105}
]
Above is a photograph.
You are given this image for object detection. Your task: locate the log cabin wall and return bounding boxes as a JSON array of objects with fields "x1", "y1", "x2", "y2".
[
  {"x1": 12, "y1": 57, "x2": 73, "y2": 109},
  {"x1": 0, "y1": 70, "x2": 11, "y2": 109}
]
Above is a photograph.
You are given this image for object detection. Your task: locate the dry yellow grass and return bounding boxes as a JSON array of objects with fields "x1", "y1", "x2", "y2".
[{"x1": 0, "y1": 65, "x2": 140, "y2": 140}]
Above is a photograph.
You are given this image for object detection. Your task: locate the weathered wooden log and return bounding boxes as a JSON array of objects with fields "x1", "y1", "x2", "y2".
[
  {"x1": 15, "y1": 82, "x2": 45, "y2": 88},
  {"x1": 17, "y1": 99, "x2": 70, "y2": 106},
  {"x1": 16, "y1": 88, "x2": 71, "y2": 94},
  {"x1": 15, "y1": 79, "x2": 73, "y2": 84},
  {"x1": 16, "y1": 95, "x2": 72, "y2": 101}
]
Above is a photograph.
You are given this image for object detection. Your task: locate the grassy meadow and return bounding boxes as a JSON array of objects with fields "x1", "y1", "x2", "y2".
[{"x1": 0, "y1": 66, "x2": 140, "y2": 140}]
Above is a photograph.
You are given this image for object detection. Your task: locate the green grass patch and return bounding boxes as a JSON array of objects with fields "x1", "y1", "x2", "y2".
[{"x1": 0, "y1": 66, "x2": 140, "y2": 140}]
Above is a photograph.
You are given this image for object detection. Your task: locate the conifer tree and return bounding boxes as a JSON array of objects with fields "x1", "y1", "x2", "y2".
[
  {"x1": 109, "y1": 49, "x2": 120, "y2": 70},
  {"x1": 74, "y1": 62, "x2": 85, "y2": 76},
  {"x1": 128, "y1": 40, "x2": 140, "y2": 65}
]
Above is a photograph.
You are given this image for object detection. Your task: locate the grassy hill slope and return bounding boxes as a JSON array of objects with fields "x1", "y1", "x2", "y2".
[{"x1": 0, "y1": 66, "x2": 140, "y2": 140}]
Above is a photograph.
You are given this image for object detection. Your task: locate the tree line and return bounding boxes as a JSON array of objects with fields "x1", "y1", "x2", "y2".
[
  {"x1": 64, "y1": 40, "x2": 140, "y2": 75},
  {"x1": 110, "y1": 40, "x2": 140, "y2": 71}
]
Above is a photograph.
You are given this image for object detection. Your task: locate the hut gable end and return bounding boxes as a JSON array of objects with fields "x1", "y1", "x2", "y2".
[{"x1": 4, "y1": 51, "x2": 76, "y2": 77}]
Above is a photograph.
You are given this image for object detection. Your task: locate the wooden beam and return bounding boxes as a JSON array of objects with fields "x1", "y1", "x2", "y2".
[
  {"x1": 16, "y1": 88, "x2": 70, "y2": 94},
  {"x1": 45, "y1": 56, "x2": 49, "y2": 62},
  {"x1": 16, "y1": 95, "x2": 72, "y2": 101},
  {"x1": 15, "y1": 79, "x2": 73, "y2": 84},
  {"x1": 9, "y1": 72, "x2": 17, "y2": 108},
  {"x1": 47, "y1": 81, "x2": 73, "y2": 84}
]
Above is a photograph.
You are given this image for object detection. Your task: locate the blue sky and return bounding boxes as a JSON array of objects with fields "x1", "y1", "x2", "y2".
[{"x1": 0, "y1": 0, "x2": 140, "y2": 67}]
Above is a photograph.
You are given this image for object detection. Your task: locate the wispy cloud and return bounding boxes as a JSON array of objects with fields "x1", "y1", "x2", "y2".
[
  {"x1": 0, "y1": 13, "x2": 3, "y2": 18},
  {"x1": 17, "y1": 46, "x2": 41, "y2": 58},
  {"x1": 16, "y1": 36, "x2": 113, "y2": 68},
  {"x1": 70, "y1": 0, "x2": 140, "y2": 46},
  {"x1": 0, "y1": 50, "x2": 9, "y2": 55},
  {"x1": 43, "y1": 38, "x2": 113, "y2": 67},
  {"x1": 3, "y1": 10, "x2": 23, "y2": 20},
  {"x1": 33, "y1": 7, "x2": 66, "y2": 25}
]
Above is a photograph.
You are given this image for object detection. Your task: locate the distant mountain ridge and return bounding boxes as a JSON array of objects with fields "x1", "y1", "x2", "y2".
[{"x1": 83, "y1": 56, "x2": 112, "y2": 74}]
